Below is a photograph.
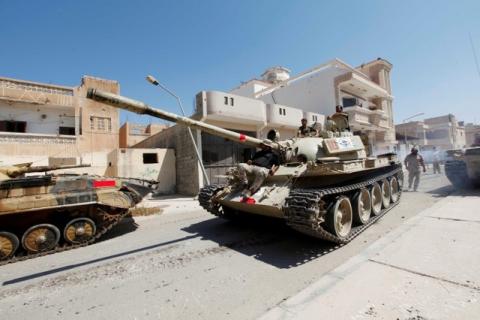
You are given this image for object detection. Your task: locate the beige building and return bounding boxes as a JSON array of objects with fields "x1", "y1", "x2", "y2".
[
  {"x1": 465, "y1": 123, "x2": 480, "y2": 146},
  {"x1": 0, "y1": 75, "x2": 121, "y2": 174},
  {"x1": 395, "y1": 114, "x2": 466, "y2": 155},
  {"x1": 119, "y1": 122, "x2": 168, "y2": 148}
]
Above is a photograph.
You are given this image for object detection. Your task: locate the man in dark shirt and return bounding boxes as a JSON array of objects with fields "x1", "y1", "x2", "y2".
[
  {"x1": 237, "y1": 143, "x2": 280, "y2": 197},
  {"x1": 297, "y1": 118, "x2": 317, "y2": 137}
]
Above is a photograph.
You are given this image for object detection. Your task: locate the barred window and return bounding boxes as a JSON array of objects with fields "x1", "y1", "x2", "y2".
[{"x1": 90, "y1": 116, "x2": 112, "y2": 132}]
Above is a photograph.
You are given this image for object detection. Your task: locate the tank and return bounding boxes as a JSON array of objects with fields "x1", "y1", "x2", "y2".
[
  {"x1": 0, "y1": 162, "x2": 147, "y2": 263},
  {"x1": 87, "y1": 89, "x2": 403, "y2": 244},
  {"x1": 445, "y1": 134, "x2": 480, "y2": 188}
]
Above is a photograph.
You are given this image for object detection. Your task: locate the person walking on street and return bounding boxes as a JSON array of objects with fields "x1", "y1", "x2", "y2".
[
  {"x1": 432, "y1": 146, "x2": 441, "y2": 174},
  {"x1": 404, "y1": 147, "x2": 426, "y2": 191}
]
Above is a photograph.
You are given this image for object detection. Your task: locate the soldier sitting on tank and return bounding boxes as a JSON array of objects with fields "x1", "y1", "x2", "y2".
[
  {"x1": 237, "y1": 142, "x2": 280, "y2": 198},
  {"x1": 297, "y1": 118, "x2": 317, "y2": 137},
  {"x1": 330, "y1": 105, "x2": 350, "y2": 132}
]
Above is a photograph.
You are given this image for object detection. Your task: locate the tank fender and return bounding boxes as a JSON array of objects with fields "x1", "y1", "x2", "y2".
[{"x1": 96, "y1": 189, "x2": 135, "y2": 209}]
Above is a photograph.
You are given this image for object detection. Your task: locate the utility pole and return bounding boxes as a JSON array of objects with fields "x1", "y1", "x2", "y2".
[{"x1": 146, "y1": 75, "x2": 210, "y2": 185}]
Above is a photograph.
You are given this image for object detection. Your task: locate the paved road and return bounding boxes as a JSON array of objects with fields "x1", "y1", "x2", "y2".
[{"x1": 0, "y1": 174, "x2": 452, "y2": 320}]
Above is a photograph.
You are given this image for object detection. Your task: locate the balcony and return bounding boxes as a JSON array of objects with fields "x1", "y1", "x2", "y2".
[
  {"x1": 345, "y1": 106, "x2": 390, "y2": 131},
  {"x1": 197, "y1": 91, "x2": 266, "y2": 126},
  {"x1": 266, "y1": 104, "x2": 303, "y2": 128},
  {"x1": 0, "y1": 77, "x2": 74, "y2": 107}
]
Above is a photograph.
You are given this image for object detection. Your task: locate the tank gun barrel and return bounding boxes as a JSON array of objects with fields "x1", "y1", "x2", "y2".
[
  {"x1": 5, "y1": 164, "x2": 91, "y2": 178},
  {"x1": 86, "y1": 89, "x2": 280, "y2": 150},
  {"x1": 22, "y1": 164, "x2": 91, "y2": 174}
]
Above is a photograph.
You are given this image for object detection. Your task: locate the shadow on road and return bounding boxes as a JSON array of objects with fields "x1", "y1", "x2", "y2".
[
  {"x1": 425, "y1": 184, "x2": 455, "y2": 197},
  {"x1": 97, "y1": 215, "x2": 139, "y2": 242},
  {"x1": 182, "y1": 215, "x2": 338, "y2": 269},
  {"x1": 3, "y1": 233, "x2": 200, "y2": 286}
]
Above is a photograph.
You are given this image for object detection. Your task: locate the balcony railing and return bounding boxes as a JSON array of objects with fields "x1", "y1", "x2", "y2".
[
  {"x1": 0, "y1": 77, "x2": 74, "y2": 107},
  {"x1": 0, "y1": 131, "x2": 76, "y2": 145}
]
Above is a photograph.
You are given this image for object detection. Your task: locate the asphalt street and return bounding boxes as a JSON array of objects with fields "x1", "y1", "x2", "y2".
[{"x1": 0, "y1": 173, "x2": 453, "y2": 320}]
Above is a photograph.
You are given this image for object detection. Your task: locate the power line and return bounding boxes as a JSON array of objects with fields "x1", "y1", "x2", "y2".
[{"x1": 470, "y1": 32, "x2": 480, "y2": 80}]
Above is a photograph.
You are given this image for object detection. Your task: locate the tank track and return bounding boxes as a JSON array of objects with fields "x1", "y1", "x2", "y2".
[
  {"x1": 198, "y1": 184, "x2": 227, "y2": 217},
  {"x1": 284, "y1": 167, "x2": 403, "y2": 244},
  {"x1": 199, "y1": 167, "x2": 404, "y2": 245},
  {"x1": 0, "y1": 205, "x2": 131, "y2": 266}
]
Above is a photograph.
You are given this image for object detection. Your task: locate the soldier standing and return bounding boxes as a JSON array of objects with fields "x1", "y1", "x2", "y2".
[
  {"x1": 432, "y1": 147, "x2": 441, "y2": 174},
  {"x1": 404, "y1": 147, "x2": 426, "y2": 191},
  {"x1": 297, "y1": 118, "x2": 317, "y2": 137}
]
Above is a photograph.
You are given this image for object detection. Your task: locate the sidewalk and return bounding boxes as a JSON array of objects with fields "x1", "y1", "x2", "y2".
[
  {"x1": 260, "y1": 190, "x2": 480, "y2": 320},
  {"x1": 133, "y1": 194, "x2": 201, "y2": 218}
]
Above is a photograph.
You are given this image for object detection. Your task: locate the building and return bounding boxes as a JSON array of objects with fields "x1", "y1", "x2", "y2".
[
  {"x1": 106, "y1": 148, "x2": 176, "y2": 194},
  {"x1": 395, "y1": 114, "x2": 466, "y2": 160},
  {"x1": 137, "y1": 57, "x2": 397, "y2": 195},
  {"x1": 465, "y1": 123, "x2": 480, "y2": 146},
  {"x1": 0, "y1": 75, "x2": 177, "y2": 194},
  {"x1": 230, "y1": 58, "x2": 396, "y2": 154},
  {"x1": 0, "y1": 75, "x2": 121, "y2": 174},
  {"x1": 119, "y1": 122, "x2": 168, "y2": 148}
]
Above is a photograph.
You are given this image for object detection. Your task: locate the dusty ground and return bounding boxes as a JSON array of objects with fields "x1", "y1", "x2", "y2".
[{"x1": 0, "y1": 173, "x2": 452, "y2": 320}]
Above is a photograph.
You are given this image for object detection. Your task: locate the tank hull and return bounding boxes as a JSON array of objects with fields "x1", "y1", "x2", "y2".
[
  {"x1": 199, "y1": 163, "x2": 403, "y2": 243},
  {"x1": 0, "y1": 175, "x2": 143, "y2": 264},
  {"x1": 445, "y1": 147, "x2": 480, "y2": 188}
]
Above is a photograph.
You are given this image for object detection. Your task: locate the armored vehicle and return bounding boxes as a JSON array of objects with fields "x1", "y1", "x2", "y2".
[
  {"x1": 445, "y1": 134, "x2": 480, "y2": 188},
  {"x1": 87, "y1": 89, "x2": 403, "y2": 244},
  {"x1": 0, "y1": 163, "x2": 146, "y2": 263}
]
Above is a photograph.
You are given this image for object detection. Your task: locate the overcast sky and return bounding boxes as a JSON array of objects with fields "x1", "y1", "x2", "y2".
[{"x1": 1, "y1": 0, "x2": 479, "y2": 125}]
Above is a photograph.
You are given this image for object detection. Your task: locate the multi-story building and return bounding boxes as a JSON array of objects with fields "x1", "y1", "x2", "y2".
[
  {"x1": 395, "y1": 114, "x2": 466, "y2": 159},
  {"x1": 0, "y1": 75, "x2": 120, "y2": 174},
  {"x1": 138, "y1": 58, "x2": 397, "y2": 195},
  {"x1": 0, "y1": 75, "x2": 177, "y2": 193}
]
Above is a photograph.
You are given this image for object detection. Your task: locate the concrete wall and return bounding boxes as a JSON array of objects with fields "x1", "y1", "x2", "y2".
[
  {"x1": 107, "y1": 148, "x2": 176, "y2": 194},
  {"x1": 135, "y1": 125, "x2": 200, "y2": 196}
]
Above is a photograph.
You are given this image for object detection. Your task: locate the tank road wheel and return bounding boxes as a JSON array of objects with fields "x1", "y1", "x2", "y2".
[
  {"x1": 390, "y1": 176, "x2": 400, "y2": 203},
  {"x1": 0, "y1": 232, "x2": 19, "y2": 260},
  {"x1": 352, "y1": 188, "x2": 372, "y2": 225},
  {"x1": 64, "y1": 218, "x2": 97, "y2": 244},
  {"x1": 326, "y1": 196, "x2": 353, "y2": 240},
  {"x1": 370, "y1": 182, "x2": 383, "y2": 216},
  {"x1": 21, "y1": 224, "x2": 60, "y2": 253},
  {"x1": 380, "y1": 179, "x2": 391, "y2": 209}
]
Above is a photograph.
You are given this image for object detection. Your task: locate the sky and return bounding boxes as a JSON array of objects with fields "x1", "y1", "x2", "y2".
[{"x1": 1, "y1": 0, "x2": 480, "y2": 126}]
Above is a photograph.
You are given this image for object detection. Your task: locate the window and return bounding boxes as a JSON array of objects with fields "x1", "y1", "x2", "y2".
[
  {"x1": 224, "y1": 96, "x2": 229, "y2": 105},
  {"x1": 143, "y1": 153, "x2": 158, "y2": 164},
  {"x1": 278, "y1": 107, "x2": 286, "y2": 116},
  {"x1": 0, "y1": 120, "x2": 27, "y2": 133},
  {"x1": 230, "y1": 97, "x2": 234, "y2": 106},
  {"x1": 342, "y1": 97, "x2": 357, "y2": 108},
  {"x1": 90, "y1": 116, "x2": 112, "y2": 132},
  {"x1": 312, "y1": 115, "x2": 318, "y2": 122},
  {"x1": 59, "y1": 126, "x2": 75, "y2": 135},
  {"x1": 97, "y1": 118, "x2": 105, "y2": 131}
]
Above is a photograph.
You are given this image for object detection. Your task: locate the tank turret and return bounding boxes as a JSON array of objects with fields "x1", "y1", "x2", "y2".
[{"x1": 0, "y1": 163, "x2": 91, "y2": 180}]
